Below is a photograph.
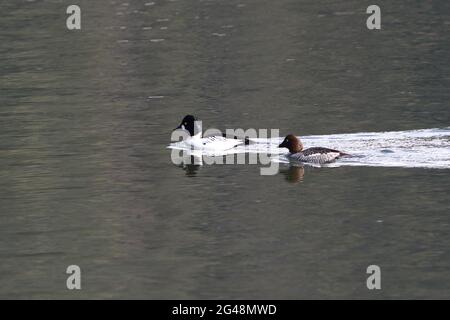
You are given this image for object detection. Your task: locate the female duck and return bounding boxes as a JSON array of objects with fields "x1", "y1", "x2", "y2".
[{"x1": 279, "y1": 134, "x2": 348, "y2": 164}]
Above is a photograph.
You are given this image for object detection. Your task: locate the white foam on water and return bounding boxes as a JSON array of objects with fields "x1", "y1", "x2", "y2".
[
  {"x1": 295, "y1": 127, "x2": 450, "y2": 169},
  {"x1": 168, "y1": 127, "x2": 450, "y2": 169}
]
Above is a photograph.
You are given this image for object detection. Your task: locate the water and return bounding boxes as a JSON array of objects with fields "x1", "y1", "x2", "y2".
[
  {"x1": 1, "y1": 0, "x2": 450, "y2": 299},
  {"x1": 170, "y1": 127, "x2": 450, "y2": 169}
]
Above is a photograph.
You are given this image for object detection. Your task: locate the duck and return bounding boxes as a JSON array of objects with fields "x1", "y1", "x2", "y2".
[
  {"x1": 278, "y1": 134, "x2": 349, "y2": 164},
  {"x1": 173, "y1": 115, "x2": 248, "y2": 151}
]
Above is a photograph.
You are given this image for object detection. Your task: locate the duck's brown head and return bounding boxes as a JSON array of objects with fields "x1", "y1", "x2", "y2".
[{"x1": 278, "y1": 134, "x2": 303, "y2": 153}]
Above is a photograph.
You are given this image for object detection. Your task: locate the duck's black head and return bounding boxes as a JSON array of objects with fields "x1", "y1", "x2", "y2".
[
  {"x1": 278, "y1": 134, "x2": 304, "y2": 153},
  {"x1": 175, "y1": 115, "x2": 197, "y2": 136}
]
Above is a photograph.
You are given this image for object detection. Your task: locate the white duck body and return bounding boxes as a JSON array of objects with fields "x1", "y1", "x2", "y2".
[
  {"x1": 174, "y1": 115, "x2": 245, "y2": 152},
  {"x1": 184, "y1": 132, "x2": 244, "y2": 151}
]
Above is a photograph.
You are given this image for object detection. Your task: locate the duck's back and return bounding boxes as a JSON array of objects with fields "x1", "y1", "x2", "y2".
[
  {"x1": 188, "y1": 136, "x2": 244, "y2": 151},
  {"x1": 289, "y1": 147, "x2": 344, "y2": 164}
]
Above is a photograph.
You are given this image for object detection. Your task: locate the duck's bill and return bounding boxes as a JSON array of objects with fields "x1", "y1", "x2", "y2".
[
  {"x1": 278, "y1": 142, "x2": 286, "y2": 148},
  {"x1": 174, "y1": 124, "x2": 183, "y2": 131}
]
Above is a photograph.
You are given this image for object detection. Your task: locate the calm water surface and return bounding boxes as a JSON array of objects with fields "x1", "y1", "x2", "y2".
[{"x1": 1, "y1": 0, "x2": 450, "y2": 299}]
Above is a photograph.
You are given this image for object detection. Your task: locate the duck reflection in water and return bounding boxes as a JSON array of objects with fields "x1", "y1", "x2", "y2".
[
  {"x1": 173, "y1": 152, "x2": 306, "y2": 182},
  {"x1": 280, "y1": 165, "x2": 305, "y2": 183},
  {"x1": 177, "y1": 155, "x2": 202, "y2": 176}
]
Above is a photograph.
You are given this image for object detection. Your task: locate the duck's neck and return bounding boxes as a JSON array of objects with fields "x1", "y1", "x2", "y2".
[
  {"x1": 190, "y1": 131, "x2": 202, "y2": 139},
  {"x1": 290, "y1": 141, "x2": 303, "y2": 153}
]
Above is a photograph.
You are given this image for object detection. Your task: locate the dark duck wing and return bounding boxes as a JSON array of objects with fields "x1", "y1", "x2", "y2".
[{"x1": 290, "y1": 147, "x2": 348, "y2": 164}]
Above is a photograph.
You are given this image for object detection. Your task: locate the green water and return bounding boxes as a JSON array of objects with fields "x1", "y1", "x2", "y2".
[{"x1": 1, "y1": 0, "x2": 449, "y2": 299}]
